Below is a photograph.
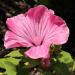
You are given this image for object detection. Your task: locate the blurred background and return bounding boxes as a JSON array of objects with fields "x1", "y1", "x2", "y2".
[{"x1": 0, "y1": 0, "x2": 75, "y2": 56}]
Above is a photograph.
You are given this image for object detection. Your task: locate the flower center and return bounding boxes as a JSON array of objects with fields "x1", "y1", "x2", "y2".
[{"x1": 32, "y1": 36, "x2": 43, "y2": 46}]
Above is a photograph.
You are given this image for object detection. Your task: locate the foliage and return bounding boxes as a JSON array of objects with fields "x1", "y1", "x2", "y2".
[{"x1": 0, "y1": 49, "x2": 75, "y2": 75}]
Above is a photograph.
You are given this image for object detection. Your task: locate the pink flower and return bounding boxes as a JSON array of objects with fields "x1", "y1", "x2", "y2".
[{"x1": 4, "y1": 5, "x2": 69, "y2": 59}]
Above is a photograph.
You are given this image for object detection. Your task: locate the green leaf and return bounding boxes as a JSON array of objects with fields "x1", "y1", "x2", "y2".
[
  {"x1": 0, "y1": 60, "x2": 5, "y2": 69},
  {"x1": 3, "y1": 61, "x2": 17, "y2": 75},
  {"x1": 0, "y1": 59, "x2": 17, "y2": 75},
  {"x1": 73, "y1": 61, "x2": 75, "y2": 71},
  {"x1": 0, "y1": 57, "x2": 21, "y2": 67},
  {"x1": 56, "y1": 50, "x2": 74, "y2": 71},
  {"x1": 55, "y1": 50, "x2": 74, "y2": 72},
  {"x1": 0, "y1": 73, "x2": 4, "y2": 75},
  {"x1": 0, "y1": 73, "x2": 3, "y2": 75},
  {"x1": 0, "y1": 57, "x2": 21, "y2": 75},
  {"x1": 5, "y1": 50, "x2": 23, "y2": 57},
  {"x1": 57, "y1": 51, "x2": 73, "y2": 64}
]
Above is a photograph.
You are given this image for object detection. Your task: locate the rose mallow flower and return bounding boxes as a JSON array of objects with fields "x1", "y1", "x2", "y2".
[{"x1": 4, "y1": 5, "x2": 69, "y2": 59}]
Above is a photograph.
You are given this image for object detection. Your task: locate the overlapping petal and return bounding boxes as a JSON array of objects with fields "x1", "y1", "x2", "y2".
[
  {"x1": 6, "y1": 14, "x2": 34, "y2": 41},
  {"x1": 4, "y1": 31, "x2": 33, "y2": 49},
  {"x1": 25, "y1": 44, "x2": 49, "y2": 59},
  {"x1": 43, "y1": 15, "x2": 69, "y2": 45}
]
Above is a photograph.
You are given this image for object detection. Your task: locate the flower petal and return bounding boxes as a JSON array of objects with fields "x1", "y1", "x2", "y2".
[
  {"x1": 26, "y1": 5, "x2": 48, "y2": 23},
  {"x1": 25, "y1": 45, "x2": 49, "y2": 59},
  {"x1": 6, "y1": 14, "x2": 36, "y2": 43},
  {"x1": 26, "y1": 5, "x2": 55, "y2": 38},
  {"x1": 4, "y1": 31, "x2": 33, "y2": 49},
  {"x1": 43, "y1": 15, "x2": 69, "y2": 45}
]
